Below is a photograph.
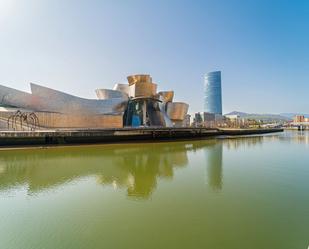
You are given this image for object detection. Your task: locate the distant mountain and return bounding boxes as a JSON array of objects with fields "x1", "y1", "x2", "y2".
[
  {"x1": 225, "y1": 111, "x2": 291, "y2": 122},
  {"x1": 225, "y1": 111, "x2": 250, "y2": 117}
]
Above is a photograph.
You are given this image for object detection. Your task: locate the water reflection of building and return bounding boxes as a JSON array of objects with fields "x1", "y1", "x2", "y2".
[
  {"x1": 203, "y1": 136, "x2": 276, "y2": 191},
  {"x1": 205, "y1": 143, "x2": 223, "y2": 190},
  {"x1": 277, "y1": 131, "x2": 309, "y2": 145},
  {"x1": 222, "y1": 136, "x2": 264, "y2": 150},
  {"x1": 221, "y1": 132, "x2": 309, "y2": 149},
  {"x1": 1, "y1": 135, "x2": 291, "y2": 198},
  {"x1": 0, "y1": 142, "x2": 206, "y2": 199},
  {"x1": 97, "y1": 144, "x2": 190, "y2": 198}
]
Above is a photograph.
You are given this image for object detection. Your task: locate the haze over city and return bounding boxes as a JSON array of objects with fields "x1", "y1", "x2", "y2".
[{"x1": 0, "y1": 0, "x2": 308, "y2": 114}]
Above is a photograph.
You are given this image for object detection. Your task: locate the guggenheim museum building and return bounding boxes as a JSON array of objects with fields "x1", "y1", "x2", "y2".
[{"x1": 0, "y1": 74, "x2": 189, "y2": 130}]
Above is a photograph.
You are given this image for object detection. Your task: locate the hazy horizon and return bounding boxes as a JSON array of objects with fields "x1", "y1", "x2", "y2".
[{"x1": 0, "y1": 0, "x2": 308, "y2": 114}]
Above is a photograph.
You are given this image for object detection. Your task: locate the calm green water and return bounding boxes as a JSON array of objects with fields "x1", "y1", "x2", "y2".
[{"x1": 0, "y1": 131, "x2": 308, "y2": 249}]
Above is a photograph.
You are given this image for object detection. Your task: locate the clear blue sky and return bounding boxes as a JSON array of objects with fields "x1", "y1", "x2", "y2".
[{"x1": 0, "y1": 0, "x2": 308, "y2": 114}]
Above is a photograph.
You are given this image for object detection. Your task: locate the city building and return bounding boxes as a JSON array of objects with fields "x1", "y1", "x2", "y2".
[
  {"x1": 203, "y1": 112, "x2": 216, "y2": 128},
  {"x1": 0, "y1": 74, "x2": 189, "y2": 130},
  {"x1": 225, "y1": 114, "x2": 240, "y2": 121},
  {"x1": 192, "y1": 112, "x2": 203, "y2": 127},
  {"x1": 183, "y1": 114, "x2": 191, "y2": 127},
  {"x1": 293, "y1": 115, "x2": 305, "y2": 123},
  {"x1": 203, "y1": 112, "x2": 216, "y2": 122},
  {"x1": 204, "y1": 71, "x2": 222, "y2": 115},
  {"x1": 225, "y1": 114, "x2": 243, "y2": 128}
]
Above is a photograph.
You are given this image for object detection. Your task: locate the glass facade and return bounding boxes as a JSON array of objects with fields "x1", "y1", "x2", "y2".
[
  {"x1": 204, "y1": 71, "x2": 222, "y2": 115},
  {"x1": 123, "y1": 99, "x2": 165, "y2": 127}
]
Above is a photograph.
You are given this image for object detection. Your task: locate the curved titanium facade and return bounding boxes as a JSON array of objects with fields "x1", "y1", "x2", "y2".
[
  {"x1": 30, "y1": 83, "x2": 126, "y2": 114},
  {"x1": 113, "y1": 84, "x2": 130, "y2": 96},
  {"x1": 0, "y1": 84, "x2": 45, "y2": 111},
  {"x1": 204, "y1": 71, "x2": 222, "y2": 115},
  {"x1": 158, "y1": 91, "x2": 174, "y2": 103},
  {"x1": 0, "y1": 73, "x2": 189, "y2": 129},
  {"x1": 129, "y1": 82, "x2": 157, "y2": 98},
  {"x1": 127, "y1": 74, "x2": 152, "y2": 85},
  {"x1": 166, "y1": 102, "x2": 189, "y2": 121},
  {"x1": 95, "y1": 89, "x2": 128, "y2": 100}
]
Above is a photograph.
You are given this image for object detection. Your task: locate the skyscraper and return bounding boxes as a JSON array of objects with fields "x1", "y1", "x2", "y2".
[{"x1": 204, "y1": 71, "x2": 222, "y2": 115}]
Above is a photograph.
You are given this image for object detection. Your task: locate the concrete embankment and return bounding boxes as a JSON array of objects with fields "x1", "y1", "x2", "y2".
[
  {"x1": 219, "y1": 128, "x2": 284, "y2": 136},
  {"x1": 0, "y1": 127, "x2": 283, "y2": 147}
]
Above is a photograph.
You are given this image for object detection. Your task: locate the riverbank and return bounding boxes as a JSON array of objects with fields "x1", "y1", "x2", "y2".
[
  {"x1": 284, "y1": 127, "x2": 309, "y2": 131},
  {"x1": 0, "y1": 127, "x2": 283, "y2": 147}
]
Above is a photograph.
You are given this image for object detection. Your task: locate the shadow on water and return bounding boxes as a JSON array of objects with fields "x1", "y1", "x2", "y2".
[{"x1": 0, "y1": 133, "x2": 289, "y2": 199}]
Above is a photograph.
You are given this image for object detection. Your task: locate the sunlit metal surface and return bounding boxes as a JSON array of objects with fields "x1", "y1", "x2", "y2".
[
  {"x1": 30, "y1": 83, "x2": 126, "y2": 114},
  {"x1": 0, "y1": 73, "x2": 190, "y2": 129},
  {"x1": 113, "y1": 83, "x2": 130, "y2": 96},
  {"x1": 0, "y1": 84, "x2": 45, "y2": 111},
  {"x1": 166, "y1": 102, "x2": 189, "y2": 121},
  {"x1": 158, "y1": 91, "x2": 174, "y2": 102},
  {"x1": 127, "y1": 74, "x2": 152, "y2": 85},
  {"x1": 129, "y1": 82, "x2": 157, "y2": 98},
  {"x1": 95, "y1": 89, "x2": 128, "y2": 100}
]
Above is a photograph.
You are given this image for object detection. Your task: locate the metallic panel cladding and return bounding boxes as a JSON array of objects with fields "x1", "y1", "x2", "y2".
[
  {"x1": 95, "y1": 89, "x2": 128, "y2": 100},
  {"x1": 30, "y1": 83, "x2": 126, "y2": 114}
]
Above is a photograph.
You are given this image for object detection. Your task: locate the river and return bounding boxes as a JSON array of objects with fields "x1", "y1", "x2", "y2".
[{"x1": 0, "y1": 131, "x2": 308, "y2": 249}]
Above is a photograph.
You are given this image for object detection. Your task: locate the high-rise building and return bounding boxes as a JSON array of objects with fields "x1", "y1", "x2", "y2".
[{"x1": 204, "y1": 71, "x2": 222, "y2": 115}]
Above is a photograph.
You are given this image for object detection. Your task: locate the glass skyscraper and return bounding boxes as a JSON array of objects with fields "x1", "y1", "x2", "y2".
[{"x1": 204, "y1": 71, "x2": 222, "y2": 115}]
